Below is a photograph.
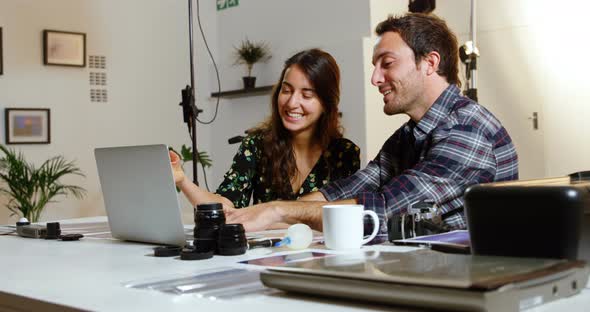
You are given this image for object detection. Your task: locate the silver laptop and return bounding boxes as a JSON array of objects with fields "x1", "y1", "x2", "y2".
[
  {"x1": 260, "y1": 249, "x2": 590, "y2": 312},
  {"x1": 94, "y1": 144, "x2": 187, "y2": 246}
]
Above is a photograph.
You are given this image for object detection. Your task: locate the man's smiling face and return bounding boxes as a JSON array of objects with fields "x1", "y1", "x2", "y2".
[{"x1": 371, "y1": 31, "x2": 426, "y2": 116}]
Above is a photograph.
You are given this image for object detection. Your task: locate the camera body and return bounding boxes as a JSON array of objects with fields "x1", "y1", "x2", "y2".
[
  {"x1": 16, "y1": 224, "x2": 47, "y2": 238},
  {"x1": 387, "y1": 200, "x2": 449, "y2": 241},
  {"x1": 15, "y1": 221, "x2": 62, "y2": 239}
]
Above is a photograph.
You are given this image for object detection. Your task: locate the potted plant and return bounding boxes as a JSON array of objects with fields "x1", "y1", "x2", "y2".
[
  {"x1": 233, "y1": 38, "x2": 271, "y2": 89},
  {"x1": 0, "y1": 145, "x2": 86, "y2": 222}
]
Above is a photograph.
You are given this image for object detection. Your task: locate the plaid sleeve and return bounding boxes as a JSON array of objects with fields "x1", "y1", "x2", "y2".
[
  {"x1": 320, "y1": 158, "x2": 383, "y2": 201},
  {"x1": 320, "y1": 131, "x2": 402, "y2": 202},
  {"x1": 356, "y1": 125, "x2": 498, "y2": 232}
]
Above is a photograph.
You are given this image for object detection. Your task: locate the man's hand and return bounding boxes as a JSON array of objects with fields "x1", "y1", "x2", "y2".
[
  {"x1": 169, "y1": 150, "x2": 186, "y2": 186},
  {"x1": 226, "y1": 202, "x2": 282, "y2": 232},
  {"x1": 225, "y1": 192, "x2": 332, "y2": 232}
]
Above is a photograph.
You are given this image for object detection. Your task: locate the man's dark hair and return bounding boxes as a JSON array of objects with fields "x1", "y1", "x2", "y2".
[
  {"x1": 408, "y1": 0, "x2": 435, "y2": 14},
  {"x1": 375, "y1": 13, "x2": 461, "y2": 87}
]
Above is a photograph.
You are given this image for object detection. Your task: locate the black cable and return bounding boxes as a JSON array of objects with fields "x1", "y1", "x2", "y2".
[
  {"x1": 200, "y1": 160, "x2": 211, "y2": 191},
  {"x1": 195, "y1": 0, "x2": 221, "y2": 125}
]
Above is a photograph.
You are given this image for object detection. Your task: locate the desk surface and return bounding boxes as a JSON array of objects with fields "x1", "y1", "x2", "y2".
[{"x1": 1, "y1": 217, "x2": 589, "y2": 312}]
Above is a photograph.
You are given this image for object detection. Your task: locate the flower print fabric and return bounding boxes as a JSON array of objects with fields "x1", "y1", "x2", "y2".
[{"x1": 216, "y1": 134, "x2": 360, "y2": 208}]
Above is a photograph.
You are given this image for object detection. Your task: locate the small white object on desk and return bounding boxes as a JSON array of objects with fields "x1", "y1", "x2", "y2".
[{"x1": 275, "y1": 224, "x2": 313, "y2": 250}]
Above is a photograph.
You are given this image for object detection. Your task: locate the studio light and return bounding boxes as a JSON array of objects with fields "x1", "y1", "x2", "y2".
[{"x1": 408, "y1": 0, "x2": 436, "y2": 14}]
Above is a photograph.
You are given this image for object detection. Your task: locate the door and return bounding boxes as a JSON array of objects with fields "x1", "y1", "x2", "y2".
[{"x1": 475, "y1": 26, "x2": 546, "y2": 179}]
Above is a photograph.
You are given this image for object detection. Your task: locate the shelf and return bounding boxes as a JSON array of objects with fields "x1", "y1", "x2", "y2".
[{"x1": 211, "y1": 85, "x2": 274, "y2": 98}]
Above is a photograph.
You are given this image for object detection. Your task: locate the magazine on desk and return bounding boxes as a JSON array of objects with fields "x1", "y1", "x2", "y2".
[
  {"x1": 260, "y1": 249, "x2": 590, "y2": 311},
  {"x1": 392, "y1": 230, "x2": 471, "y2": 253}
]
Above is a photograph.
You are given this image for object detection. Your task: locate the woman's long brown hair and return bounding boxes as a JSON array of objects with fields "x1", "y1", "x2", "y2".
[{"x1": 250, "y1": 49, "x2": 343, "y2": 198}]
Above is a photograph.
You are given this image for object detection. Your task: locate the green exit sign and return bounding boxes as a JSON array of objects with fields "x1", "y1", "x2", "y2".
[{"x1": 217, "y1": 0, "x2": 239, "y2": 11}]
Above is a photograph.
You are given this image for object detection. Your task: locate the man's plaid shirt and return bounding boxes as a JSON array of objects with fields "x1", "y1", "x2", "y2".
[{"x1": 320, "y1": 85, "x2": 519, "y2": 234}]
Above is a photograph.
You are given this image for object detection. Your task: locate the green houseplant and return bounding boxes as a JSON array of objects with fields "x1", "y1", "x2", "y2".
[
  {"x1": 169, "y1": 144, "x2": 212, "y2": 169},
  {"x1": 233, "y1": 38, "x2": 271, "y2": 89},
  {"x1": 0, "y1": 145, "x2": 86, "y2": 222}
]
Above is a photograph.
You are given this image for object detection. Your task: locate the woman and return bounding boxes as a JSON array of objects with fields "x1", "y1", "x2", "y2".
[{"x1": 171, "y1": 48, "x2": 360, "y2": 212}]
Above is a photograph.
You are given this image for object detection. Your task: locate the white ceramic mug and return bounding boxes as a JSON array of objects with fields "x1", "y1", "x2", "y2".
[{"x1": 322, "y1": 204, "x2": 379, "y2": 250}]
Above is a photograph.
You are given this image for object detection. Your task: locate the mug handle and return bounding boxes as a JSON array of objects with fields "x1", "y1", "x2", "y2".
[{"x1": 361, "y1": 210, "x2": 379, "y2": 245}]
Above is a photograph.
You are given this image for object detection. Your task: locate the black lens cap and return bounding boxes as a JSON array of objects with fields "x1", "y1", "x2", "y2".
[
  {"x1": 180, "y1": 247, "x2": 214, "y2": 260},
  {"x1": 59, "y1": 233, "x2": 84, "y2": 241},
  {"x1": 196, "y1": 203, "x2": 223, "y2": 211},
  {"x1": 154, "y1": 246, "x2": 182, "y2": 257}
]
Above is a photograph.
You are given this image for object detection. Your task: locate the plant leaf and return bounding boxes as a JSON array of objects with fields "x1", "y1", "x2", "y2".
[{"x1": 177, "y1": 144, "x2": 213, "y2": 168}]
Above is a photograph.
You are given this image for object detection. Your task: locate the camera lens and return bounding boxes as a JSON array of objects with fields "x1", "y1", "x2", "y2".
[
  {"x1": 194, "y1": 203, "x2": 225, "y2": 253},
  {"x1": 217, "y1": 223, "x2": 247, "y2": 256}
]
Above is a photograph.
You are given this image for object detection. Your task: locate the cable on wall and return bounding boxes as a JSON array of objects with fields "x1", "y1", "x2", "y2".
[{"x1": 195, "y1": 0, "x2": 222, "y2": 125}]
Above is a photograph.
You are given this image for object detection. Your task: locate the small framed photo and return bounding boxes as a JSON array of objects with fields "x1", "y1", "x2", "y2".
[
  {"x1": 5, "y1": 108, "x2": 51, "y2": 144},
  {"x1": 43, "y1": 30, "x2": 86, "y2": 67}
]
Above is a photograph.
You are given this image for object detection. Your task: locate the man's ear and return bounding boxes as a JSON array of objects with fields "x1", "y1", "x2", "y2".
[{"x1": 423, "y1": 51, "x2": 441, "y2": 76}]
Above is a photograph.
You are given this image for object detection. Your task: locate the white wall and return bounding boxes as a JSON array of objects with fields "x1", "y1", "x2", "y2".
[
  {"x1": 0, "y1": 0, "x2": 198, "y2": 224},
  {"x1": 525, "y1": 1, "x2": 590, "y2": 177}
]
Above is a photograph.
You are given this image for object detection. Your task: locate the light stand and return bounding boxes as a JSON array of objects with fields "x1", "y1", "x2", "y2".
[
  {"x1": 178, "y1": 0, "x2": 203, "y2": 186},
  {"x1": 459, "y1": 0, "x2": 479, "y2": 102}
]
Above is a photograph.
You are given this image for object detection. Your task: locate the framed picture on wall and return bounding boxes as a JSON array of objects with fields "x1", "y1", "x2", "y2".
[
  {"x1": 43, "y1": 30, "x2": 86, "y2": 67},
  {"x1": 1, "y1": 27, "x2": 3, "y2": 75},
  {"x1": 5, "y1": 108, "x2": 51, "y2": 144}
]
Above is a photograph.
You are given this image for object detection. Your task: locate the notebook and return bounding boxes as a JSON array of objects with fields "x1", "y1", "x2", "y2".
[
  {"x1": 393, "y1": 230, "x2": 471, "y2": 254},
  {"x1": 260, "y1": 249, "x2": 589, "y2": 312},
  {"x1": 94, "y1": 144, "x2": 187, "y2": 246}
]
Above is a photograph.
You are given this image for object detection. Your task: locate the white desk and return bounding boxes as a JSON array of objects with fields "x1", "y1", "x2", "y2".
[{"x1": 1, "y1": 217, "x2": 589, "y2": 312}]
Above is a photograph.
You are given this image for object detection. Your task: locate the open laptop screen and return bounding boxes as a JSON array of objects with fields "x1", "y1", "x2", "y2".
[{"x1": 94, "y1": 144, "x2": 186, "y2": 246}]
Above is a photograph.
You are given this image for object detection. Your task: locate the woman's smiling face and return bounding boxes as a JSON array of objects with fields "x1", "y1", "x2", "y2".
[{"x1": 277, "y1": 65, "x2": 324, "y2": 137}]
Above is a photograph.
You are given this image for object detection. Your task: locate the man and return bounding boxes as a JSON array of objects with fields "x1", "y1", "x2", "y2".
[{"x1": 226, "y1": 13, "x2": 518, "y2": 234}]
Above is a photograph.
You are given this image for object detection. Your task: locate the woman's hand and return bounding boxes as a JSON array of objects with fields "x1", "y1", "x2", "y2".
[
  {"x1": 170, "y1": 150, "x2": 236, "y2": 213},
  {"x1": 169, "y1": 150, "x2": 186, "y2": 186}
]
